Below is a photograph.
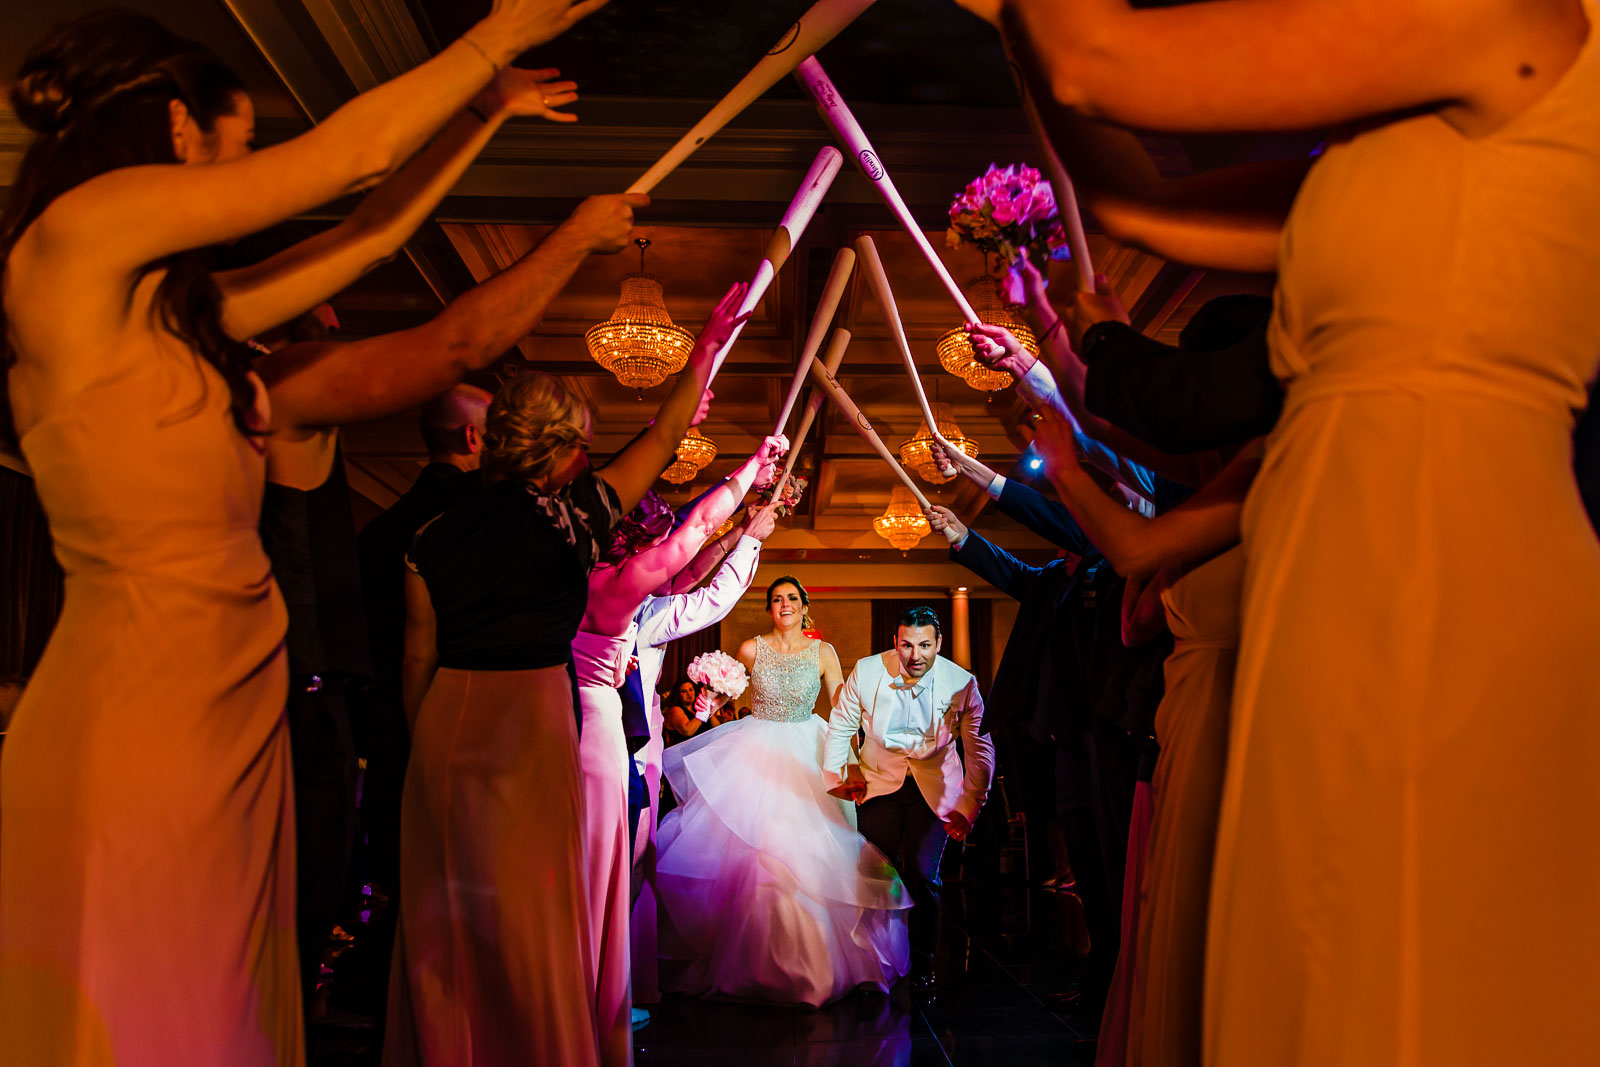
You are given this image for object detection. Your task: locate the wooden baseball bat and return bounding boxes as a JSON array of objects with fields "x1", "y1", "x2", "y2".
[
  {"x1": 852, "y1": 234, "x2": 960, "y2": 457},
  {"x1": 773, "y1": 325, "x2": 853, "y2": 499},
  {"x1": 708, "y1": 146, "x2": 843, "y2": 383},
  {"x1": 795, "y1": 56, "x2": 979, "y2": 324},
  {"x1": 774, "y1": 246, "x2": 856, "y2": 437},
  {"x1": 626, "y1": 0, "x2": 879, "y2": 195},
  {"x1": 807, "y1": 355, "x2": 931, "y2": 512}
]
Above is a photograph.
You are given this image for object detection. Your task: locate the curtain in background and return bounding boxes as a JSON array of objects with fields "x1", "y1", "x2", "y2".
[{"x1": 1, "y1": 467, "x2": 64, "y2": 681}]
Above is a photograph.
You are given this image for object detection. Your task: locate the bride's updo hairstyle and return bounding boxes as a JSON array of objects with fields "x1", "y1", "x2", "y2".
[
  {"x1": 766, "y1": 575, "x2": 814, "y2": 631},
  {"x1": 600, "y1": 489, "x2": 675, "y2": 565},
  {"x1": 1, "y1": 10, "x2": 257, "y2": 447},
  {"x1": 481, "y1": 372, "x2": 592, "y2": 487}
]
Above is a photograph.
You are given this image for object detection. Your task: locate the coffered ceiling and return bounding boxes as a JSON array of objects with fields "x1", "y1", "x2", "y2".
[{"x1": 1, "y1": 0, "x2": 1279, "y2": 590}]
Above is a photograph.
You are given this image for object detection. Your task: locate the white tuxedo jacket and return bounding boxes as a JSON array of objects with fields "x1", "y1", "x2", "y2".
[{"x1": 822, "y1": 652, "x2": 996, "y2": 823}]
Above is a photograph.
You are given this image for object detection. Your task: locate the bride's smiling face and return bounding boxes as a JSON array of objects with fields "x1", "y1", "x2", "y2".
[{"x1": 768, "y1": 583, "x2": 805, "y2": 630}]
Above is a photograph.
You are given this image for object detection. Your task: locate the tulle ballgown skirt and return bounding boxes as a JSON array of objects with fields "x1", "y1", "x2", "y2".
[{"x1": 656, "y1": 715, "x2": 911, "y2": 1008}]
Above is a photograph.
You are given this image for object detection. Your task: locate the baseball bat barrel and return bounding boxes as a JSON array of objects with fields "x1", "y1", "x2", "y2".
[
  {"x1": 795, "y1": 56, "x2": 979, "y2": 324},
  {"x1": 708, "y1": 147, "x2": 843, "y2": 383},
  {"x1": 853, "y1": 235, "x2": 960, "y2": 456},
  {"x1": 774, "y1": 246, "x2": 856, "y2": 437},
  {"x1": 626, "y1": 0, "x2": 878, "y2": 195},
  {"x1": 774, "y1": 326, "x2": 853, "y2": 496}
]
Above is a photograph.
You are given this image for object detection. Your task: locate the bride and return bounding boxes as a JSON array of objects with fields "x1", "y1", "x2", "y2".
[{"x1": 655, "y1": 576, "x2": 910, "y2": 1007}]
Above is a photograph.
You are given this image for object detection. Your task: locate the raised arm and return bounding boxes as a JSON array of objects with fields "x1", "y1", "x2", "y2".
[
  {"x1": 596, "y1": 282, "x2": 752, "y2": 511},
  {"x1": 218, "y1": 68, "x2": 586, "y2": 340},
  {"x1": 1030, "y1": 404, "x2": 1261, "y2": 578},
  {"x1": 640, "y1": 510, "x2": 775, "y2": 647},
  {"x1": 601, "y1": 436, "x2": 785, "y2": 613},
  {"x1": 32, "y1": 1, "x2": 610, "y2": 279},
  {"x1": 991, "y1": 0, "x2": 1541, "y2": 134},
  {"x1": 929, "y1": 507, "x2": 1050, "y2": 601},
  {"x1": 257, "y1": 193, "x2": 640, "y2": 431},
  {"x1": 969, "y1": 271, "x2": 1213, "y2": 488}
]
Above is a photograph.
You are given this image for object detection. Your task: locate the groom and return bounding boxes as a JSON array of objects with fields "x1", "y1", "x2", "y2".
[{"x1": 824, "y1": 606, "x2": 996, "y2": 993}]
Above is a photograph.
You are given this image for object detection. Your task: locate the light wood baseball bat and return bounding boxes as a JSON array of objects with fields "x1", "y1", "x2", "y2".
[
  {"x1": 774, "y1": 246, "x2": 856, "y2": 437},
  {"x1": 626, "y1": 0, "x2": 879, "y2": 195},
  {"x1": 852, "y1": 234, "x2": 960, "y2": 457},
  {"x1": 773, "y1": 325, "x2": 853, "y2": 499},
  {"x1": 707, "y1": 146, "x2": 843, "y2": 384},
  {"x1": 795, "y1": 56, "x2": 979, "y2": 324},
  {"x1": 806, "y1": 355, "x2": 931, "y2": 512}
]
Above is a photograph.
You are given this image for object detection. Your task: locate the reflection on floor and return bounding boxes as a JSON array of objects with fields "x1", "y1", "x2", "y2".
[{"x1": 310, "y1": 872, "x2": 1101, "y2": 1066}]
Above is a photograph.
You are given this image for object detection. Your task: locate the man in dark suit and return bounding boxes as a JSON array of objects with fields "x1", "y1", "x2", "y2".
[{"x1": 928, "y1": 457, "x2": 1180, "y2": 1005}]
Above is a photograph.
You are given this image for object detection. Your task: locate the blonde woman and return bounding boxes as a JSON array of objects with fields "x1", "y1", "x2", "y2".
[{"x1": 392, "y1": 286, "x2": 747, "y2": 1065}]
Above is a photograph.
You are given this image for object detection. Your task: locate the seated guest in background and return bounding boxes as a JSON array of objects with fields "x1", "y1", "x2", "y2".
[{"x1": 388, "y1": 283, "x2": 749, "y2": 1066}]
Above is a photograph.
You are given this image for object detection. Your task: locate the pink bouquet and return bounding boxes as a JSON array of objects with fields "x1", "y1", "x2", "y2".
[
  {"x1": 946, "y1": 163, "x2": 1072, "y2": 272},
  {"x1": 686, "y1": 650, "x2": 750, "y2": 700}
]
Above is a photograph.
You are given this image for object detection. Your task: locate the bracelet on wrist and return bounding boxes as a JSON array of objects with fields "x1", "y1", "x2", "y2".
[
  {"x1": 466, "y1": 103, "x2": 492, "y2": 125},
  {"x1": 1041, "y1": 318, "x2": 1065, "y2": 343},
  {"x1": 459, "y1": 34, "x2": 500, "y2": 73}
]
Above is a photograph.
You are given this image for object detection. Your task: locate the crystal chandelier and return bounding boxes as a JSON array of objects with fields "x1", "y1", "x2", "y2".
[
  {"x1": 660, "y1": 427, "x2": 718, "y2": 485},
  {"x1": 585, "y1": 238, "x2": 697, "y2": 390},
  {"x1": 935, "y1": 273, "x2": 1038, "y2": 392},
  {"x1": 873, "y1": 485, "x2": 931, "y2": 553},
  {"x1": 899, "y1": 402, "x2": 980, "y2": 485}
]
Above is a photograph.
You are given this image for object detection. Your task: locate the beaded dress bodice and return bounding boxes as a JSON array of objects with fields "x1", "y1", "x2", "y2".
[{"x1": 749, "y1": 635, "x2": 822, "y2": 723}]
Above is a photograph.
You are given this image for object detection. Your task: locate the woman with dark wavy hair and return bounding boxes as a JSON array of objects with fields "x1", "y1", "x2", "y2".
[
  {"x1": 394, "y1": 284, "x2": 749, "y2": 1066},
  {"x1": 0, "y1": 3, "x2": 609, "y2": 1063}
]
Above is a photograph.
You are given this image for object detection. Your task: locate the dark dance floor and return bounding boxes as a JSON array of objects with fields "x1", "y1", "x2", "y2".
[{"x1": 311, "y1": 870, "x2": 1100, "y2": 1066}]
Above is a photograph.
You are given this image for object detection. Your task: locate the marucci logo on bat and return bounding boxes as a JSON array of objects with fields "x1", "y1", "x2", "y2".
[
  {"x1": 858, "y1": 150, "x2": 884, "y2": 180},
  {"x1": 855, "y1": 412, "x2": 874, "y2": 432},
  {"x1": 768, "y1": 21, "x2": 802, "y2": 55}
]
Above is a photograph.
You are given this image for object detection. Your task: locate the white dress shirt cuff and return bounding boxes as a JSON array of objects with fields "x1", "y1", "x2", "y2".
[{"x1": 985, "y1": 474, "x2": 1007, "y2": 500}]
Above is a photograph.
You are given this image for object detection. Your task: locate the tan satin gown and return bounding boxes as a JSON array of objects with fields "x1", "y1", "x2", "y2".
[
  {"x1": 0, "y1": 351, "x2": 302, "y2": 1064},
  {"x1": 1128, "y1": 547, "x2": 1242, "y2": 1067},
  {"x1": 1205, "y1": 11, "x2": 1600, "y2": 1065}
]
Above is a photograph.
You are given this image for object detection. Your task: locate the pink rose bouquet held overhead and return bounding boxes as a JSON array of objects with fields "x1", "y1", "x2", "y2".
[
  {"x1": 686, "y1": 650, "x2": 750, "y2": 701},
  {"x1": 946, "y1": 163, "x2": 1072, "y2": 299}
]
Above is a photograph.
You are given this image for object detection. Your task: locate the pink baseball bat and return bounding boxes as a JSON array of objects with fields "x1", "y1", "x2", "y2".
[
  {"x1": 795, "y1": 56, "x2": 979, "y2": 324},
  {"x1": 626, "y1": 0, "x2": 878, "y2": 195},
  {"x1": 707, "y1": 146, "x2": 844, "y2": 384}
]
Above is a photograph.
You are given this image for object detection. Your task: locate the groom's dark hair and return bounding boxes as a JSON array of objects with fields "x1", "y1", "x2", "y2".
[{"x1": 896, "y1": 605, "x2": 942, "y2": 640}]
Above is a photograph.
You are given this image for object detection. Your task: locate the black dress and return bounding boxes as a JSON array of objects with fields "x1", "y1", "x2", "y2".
[{"x1": 384, "y1": 471, "x2": 620, "y2": 1067}]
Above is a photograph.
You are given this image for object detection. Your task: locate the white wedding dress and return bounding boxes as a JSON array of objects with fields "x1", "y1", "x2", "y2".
[{"x1": 656, "y1": 636, "x2": 910, "y2": 1007}]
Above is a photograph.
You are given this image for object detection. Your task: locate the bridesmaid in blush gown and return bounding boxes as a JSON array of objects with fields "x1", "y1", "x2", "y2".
[
  {"x1": 967, "y1": 0, "x2": 1600, "y2": 1061},
  {"x1": 0, "y1": 6, "x2": 596, "y2": 1061},
  {"x1": 387, "y1": 287, "x2": 749, "y2": 1066}
]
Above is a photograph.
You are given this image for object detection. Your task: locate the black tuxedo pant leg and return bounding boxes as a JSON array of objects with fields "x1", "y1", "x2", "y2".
[
  {"x1": 287, "y1": 682, "x2": 359, "y2": 1008},
  {"x1": 857, "y1": 776, "x2": 948, "y2": 974}
]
